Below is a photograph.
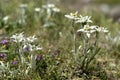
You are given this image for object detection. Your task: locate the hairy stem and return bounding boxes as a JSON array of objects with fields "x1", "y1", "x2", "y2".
[
  {"x1": 72, "y1": 20, "x2": 77, "y2": 54},
  {"x1": 72, "y1": 20, "x2": 77, "y2": 61}
]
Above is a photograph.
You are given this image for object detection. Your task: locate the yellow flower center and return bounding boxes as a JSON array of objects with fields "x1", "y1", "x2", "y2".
[
  {"x1": 27, "y1": 56, "x2": 30, "y2": 60},
  {"x1": 14, "y1": 58, "x2": 16, "y2": 60},
  {"x1": 70, "y1": 11, "x2": 78, "y2": 17}
]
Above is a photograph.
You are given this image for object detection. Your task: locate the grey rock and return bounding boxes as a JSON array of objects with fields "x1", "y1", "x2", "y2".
[
  {"x1": 100, "y1": 4, "x2": 110, "y2": 14},
  {"x1": 110, "y1": 6, "x2": 120, "y2": 20}
]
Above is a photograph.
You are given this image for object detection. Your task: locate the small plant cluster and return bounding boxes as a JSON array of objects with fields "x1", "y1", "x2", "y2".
[
  {"x1": 0, "y1": 11, "x2": 110, "y2": 80},
  {"x1": 65, "y1": 11, "x2": 108, "y2": 75},
  {"x1": 41, "y1": 3, "x2": 60, "y2": 27},
  {"x1": 0, "y1": 32, "x2": 42, "y2": 79},
  {"x1": 1, "y1": 1, "x2": 120, "y2": 79},
  {"x1": 0, "y1": 3, "x2": 60, "y2": 33},
  {"x1": 0, "y1": 32, "x2": 63, "y2": 79}
]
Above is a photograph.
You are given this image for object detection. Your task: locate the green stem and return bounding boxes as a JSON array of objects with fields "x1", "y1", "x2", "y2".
[
  {"x1": 72, "y1": 20, "x2": 77, "y2": 62},
  {"x1": 30, "y1": 52, "x2": 36, "y2": 71},
  {"x1": 83, "y1": 37, "x2": 87, "y2": 55},
  {"x1": 81, "y1": 24, "x2": 88, "y2": 69},
  {"x1": 94, "y1": 31, "x2": 98, "y2": 46},
  {"x1": 72, "y1": 20, "x2": 77, "y2": 54}
]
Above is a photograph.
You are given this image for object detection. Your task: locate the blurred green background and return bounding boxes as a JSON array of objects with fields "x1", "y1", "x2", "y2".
[{"x1": 0, "y1": 0, "x2": 120, "y2": 79}]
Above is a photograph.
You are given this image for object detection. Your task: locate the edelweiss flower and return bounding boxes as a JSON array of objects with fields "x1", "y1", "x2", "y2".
[
  {"x1": 75, "y1": 15, "x2": 92, "y2": 23},
  {"x1": 47, "y1": 4, "x2": 55, "y2": 8},
  {"x1": 35, "y1": 45, "x2": 42, "y2": 50},
  {"x1": 42, "y1": 3, "x2": 60, "y2": 13},
  {"x1": 20, "y1": 4, "x2": 28, "y2": 8},
  {"x1": 34, "y1": 7, "x2": 41, "y2": 12},
  {"x1": 3, "y1": 16, "x2": 9, "y2": 21},
  {"x1": 77, "y1": 25, "x2": 95, "y2": 38},
  {"x1": 77, "y1": 25, "x2": 96, "y2": 33},
  {"x1": 65, "y1": 11, "x2": 79, "y2": 20},
  {"x1": 23, "y1": 44, "x2": 42, "y2": 51},
  {"x1": 42, "y1": 4, "x2": 55, "y2": 8},
  {"x1": 52, "y1": 7, "x2": 60, "y2": 12},
  {"x1": 11, "y1": 32, "x2": 42, "y2": 52},
  {"x1": 26, "y1": 35, "x2": 37, "y2": 43},
  {"x1": 96, "y1": 27, "x2": 108, "y2": 33},
  {"x1": 10, "y1": 32, "x2": 25, "y2": 43},
  {"x1": 77, "y1": 25, "x2": 109, "y2": 38},
  {"x1": 23, "y1": 44, "x2": 33, "y2": 51}
]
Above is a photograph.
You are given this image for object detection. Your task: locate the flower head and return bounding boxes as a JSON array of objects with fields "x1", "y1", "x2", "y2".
[
  {"x1": 34, "y1": 7, "x2": 41, "y2": 12},
  {"x1": 26, "y1": 35, "x2": 37, "y2": 43},
  {"x1": 96, "y1": 27, "x2": 109, "y2": 33},
  {"x1": 75, "y1": 15, "x2": 92, "y2": 23},
  {"x1": 0, "y1": 53, "x2": 7, "y2": 58},
  {"x1": 20, "y1": 4, "x2": 28, "y2": 8},
  {"x1": 23, "y1": 44, "x2": 42, "y2": 52},
  {"x1": 65, "y1": 11, "x2": 79, "y2": 20},
  {"x1": 10, "y1": 32, "x2": 25, "y2": 43},
  {"x1": 35, "y1": 45, "x2": 42, "y2": 50},
  {"x1": 11, "y1": 32, "x2": 42, "y2": 52},
  {"x1": 42, "y1": 3, "x2": 60, "y2": 13},
  {"x1": 3, "y1": 16, "x2": 9, "y2": 21},
  {"x1": 42, "y1": 4, "x2": 55, "y2": 8},
  {"x1": 77, "y1": 25, "x2": 108, "y2": 38},
  {"x1": 1, "y1": 39, "x2": 8, "y2": 45},
  {"x1": 78, "y1": 25, "x2": 96, "y2": 32},
  {"x1": 36, "y1": 54, "x2": 43, "y2": 60},
  {"x1": 13, "y1": 60, "x2": 18, "y2": 65},
  {"x1": 52, "y1": 7, "x2": 60, "y2": 12}
]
